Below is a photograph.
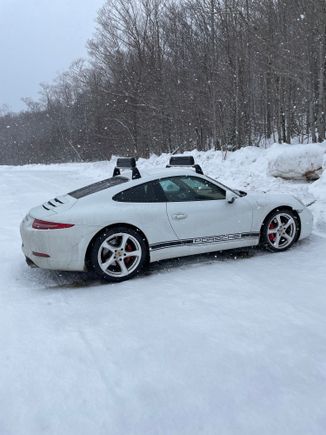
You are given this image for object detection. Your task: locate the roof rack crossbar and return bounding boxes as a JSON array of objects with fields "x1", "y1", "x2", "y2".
[
  {"x1": 166, "y1": 155, "x2": 204, "y2": 175},
  {"x1": 193, "y1": 164, "x2": 204, "y2": 175},
  {"x1": 113, "y1": 157, "x2": 141, "y2": 179}
]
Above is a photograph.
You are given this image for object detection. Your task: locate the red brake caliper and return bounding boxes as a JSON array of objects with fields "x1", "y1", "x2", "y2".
[
  {"x1": 269, "y1": 221, "x2": 277, "y2": 242},
  {"x1": 124, "y1": 243, "x2": 134, "y2": 266}
]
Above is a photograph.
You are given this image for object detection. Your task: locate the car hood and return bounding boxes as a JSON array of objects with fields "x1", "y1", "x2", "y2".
[{"x1": 245, "y1": 191, "x2": 305, "y2": 211}]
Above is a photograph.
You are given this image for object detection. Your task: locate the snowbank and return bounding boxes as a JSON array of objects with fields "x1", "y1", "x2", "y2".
[
  {"x1": 267, "y1": 143, "x2": 325, "y2": 180},
  {"x1": 2, "y1": 142, "x2": 326, "y2": 232},
  {"x1": 138, "y1": 145, "x2": 326, "y2": 233},
  {"x1": 309, "y1": 154, "x2": 326, "y2": 232}
]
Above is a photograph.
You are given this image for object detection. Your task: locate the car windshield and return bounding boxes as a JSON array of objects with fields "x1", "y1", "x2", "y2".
[
  {"x1": 204, "y1": 175, "x2": 246, "y2": 197},
  {"x1": 69, "y1": 176, "x2": 129, "y2": 199}
]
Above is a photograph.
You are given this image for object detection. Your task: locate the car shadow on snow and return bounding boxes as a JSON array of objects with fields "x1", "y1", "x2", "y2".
[
  {"x1": 20, "y1": 235, "x2": 316, "y2": 291},
  {"x1": 29, "y1": 247, "x2": 259, "y2": 290},
  {"x1": 144, "y1": 247, "x2": 257, "y2": 276}
]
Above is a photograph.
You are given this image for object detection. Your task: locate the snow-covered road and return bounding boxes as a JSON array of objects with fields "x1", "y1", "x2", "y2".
[{"x1": 1, "y1": 155, "x2": 326, "y2": 435}]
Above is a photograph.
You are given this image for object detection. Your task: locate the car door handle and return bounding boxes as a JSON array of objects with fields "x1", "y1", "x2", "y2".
[{"x1": 172, "y1": 213, "x2": 188, "y2": 220}]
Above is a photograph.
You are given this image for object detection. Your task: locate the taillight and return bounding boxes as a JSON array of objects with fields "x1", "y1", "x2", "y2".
[{"x1": 32, "y1": 219, "x2": 74, "y2": 230}]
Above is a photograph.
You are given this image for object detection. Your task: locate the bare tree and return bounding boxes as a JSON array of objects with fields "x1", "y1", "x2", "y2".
[{"x1": 2, "y1": 0, "x2": 326, "y2": 164}]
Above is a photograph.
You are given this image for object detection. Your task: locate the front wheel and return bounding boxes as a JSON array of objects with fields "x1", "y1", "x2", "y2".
[
  {"x1": 88, "y1": 226, "x2": 148, "y2": 282},
  {"x1": 260, "y1": 209, "x2": 300, "y2": 252}
]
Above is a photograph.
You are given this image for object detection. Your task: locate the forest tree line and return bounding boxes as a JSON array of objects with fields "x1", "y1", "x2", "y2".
[{"x1": 1, "y1": 0, "x2": 326, "y2": 164}]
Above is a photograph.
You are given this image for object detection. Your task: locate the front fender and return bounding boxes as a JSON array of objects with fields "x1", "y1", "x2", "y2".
[{"x1": 247, "y1": 192, "x2": 305, "y2": 232}]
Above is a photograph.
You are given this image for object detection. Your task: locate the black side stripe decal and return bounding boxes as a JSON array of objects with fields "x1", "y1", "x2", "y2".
[{"x1": 150, "y1": 232, "x2": 260, "y2": 251}]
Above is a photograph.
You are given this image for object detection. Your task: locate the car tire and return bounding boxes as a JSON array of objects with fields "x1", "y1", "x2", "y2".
[
  {"x1": 260, "y1": 208, "x2": 300, "y2": 252},
  {"x1": 88, "y1": 226, "x2": 148, "y2": 282}
]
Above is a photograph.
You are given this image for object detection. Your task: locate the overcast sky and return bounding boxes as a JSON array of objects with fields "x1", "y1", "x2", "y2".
[{"x1": 0, "y1": 0, "x2": 105, "y2": 112}]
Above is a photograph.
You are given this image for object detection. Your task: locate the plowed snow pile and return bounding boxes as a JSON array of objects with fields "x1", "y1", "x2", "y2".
[{"x1": 267, "y1": 143, "x2": 325, "y2": 179}]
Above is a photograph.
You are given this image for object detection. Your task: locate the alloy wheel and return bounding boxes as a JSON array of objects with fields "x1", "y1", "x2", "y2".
[
  {"x1": 97, "y1": 232, "x2": 142, "y2": 278},
  {"x1": 267, "y1": 212, "x2": 297, "y2": 250}
]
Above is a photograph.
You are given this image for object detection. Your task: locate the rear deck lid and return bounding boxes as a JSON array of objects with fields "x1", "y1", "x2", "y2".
[{"x1": 29, "y1": 194, "x2": 77, "y2": 218}]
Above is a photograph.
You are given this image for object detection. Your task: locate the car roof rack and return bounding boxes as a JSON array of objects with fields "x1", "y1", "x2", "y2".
[
  {"x1": 167, "y1": 155, "x2": 204, "y2": 175},
  {"x1": 113, "y1": 157, "x2": 141, "y2": 179}
]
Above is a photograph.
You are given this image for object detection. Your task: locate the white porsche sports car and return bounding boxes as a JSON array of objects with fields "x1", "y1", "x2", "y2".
[{"x1": 21, "y1": 156, "x2": 313, "y2": 282}]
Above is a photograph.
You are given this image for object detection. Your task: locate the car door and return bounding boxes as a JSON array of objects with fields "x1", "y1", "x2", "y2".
[
  {"x1": 111, "y1": 179, "x2": 177, "y2": 248},
  {"x1": 158, "y1": 175, "x2": 256, "y2": 254}
]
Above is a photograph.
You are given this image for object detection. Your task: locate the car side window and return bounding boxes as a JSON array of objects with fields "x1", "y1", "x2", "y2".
[
  {"x1": 113, "y1": 180, "x2": 166, "y2": 203},
  {"x1": 159, "y1": 176, "x2": 226, "y2": 202}
]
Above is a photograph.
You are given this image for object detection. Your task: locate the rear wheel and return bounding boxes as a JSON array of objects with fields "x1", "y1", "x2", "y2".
[
  {"x1": 261, "y1": 209, "x2": 300, "y2": 252},
  {"x1": 88, "y1": 226, "x2": 148, "y2": 282}
]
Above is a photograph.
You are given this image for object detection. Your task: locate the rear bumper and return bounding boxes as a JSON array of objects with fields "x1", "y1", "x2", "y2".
[
  {"x1": 20, "y1": 215, "x2": 96, "y2": 272},
  {"x1": 25, "y1": 255, "x2": 38, "y2": 268}
]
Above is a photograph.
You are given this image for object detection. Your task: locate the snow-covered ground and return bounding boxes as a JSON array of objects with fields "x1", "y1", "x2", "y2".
[{"x1": 1, "y1": 145, "x2": 326, "y2": 435}]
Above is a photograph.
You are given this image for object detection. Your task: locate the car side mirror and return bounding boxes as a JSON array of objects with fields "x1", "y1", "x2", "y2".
[{"x1": 226, "y1": 191, "x2": 237, "y2": 204}]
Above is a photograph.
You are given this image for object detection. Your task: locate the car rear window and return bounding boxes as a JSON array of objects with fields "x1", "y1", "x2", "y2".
[{"x1": 69, "y1": 176, "x2": 129, "y2": 199}]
